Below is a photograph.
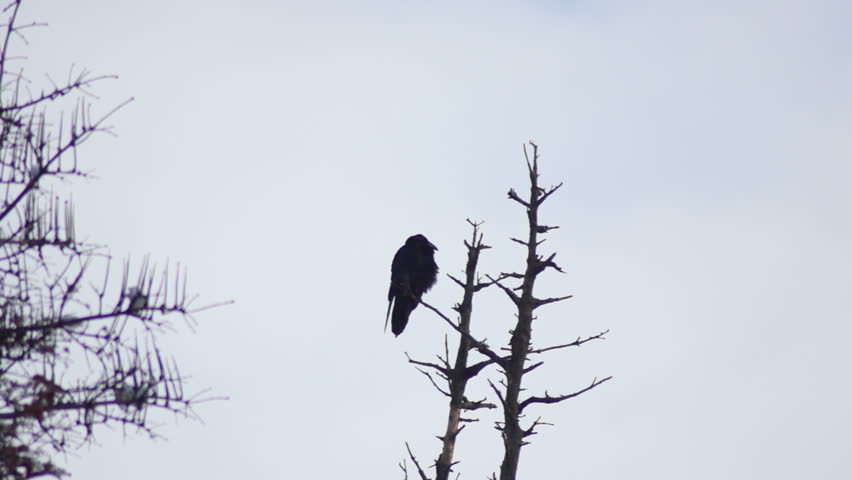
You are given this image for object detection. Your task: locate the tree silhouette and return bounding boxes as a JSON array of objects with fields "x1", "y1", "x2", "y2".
[
  {"x1": 0, "y1": 2, "x2": 221, "y2": 478},
  {"x1": 401, "y1": 142, "x2": 610, "y2": 480}
]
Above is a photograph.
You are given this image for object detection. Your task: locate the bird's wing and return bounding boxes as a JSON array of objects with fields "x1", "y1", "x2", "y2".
[{"x1": 389, "y1": 248, "x2": 408, "y2": 294}]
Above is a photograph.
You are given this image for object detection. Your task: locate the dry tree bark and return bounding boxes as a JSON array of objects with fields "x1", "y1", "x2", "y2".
[
  {"x1": 433, "y1": 221, "x2": 496, "y2": 480},
  {"x1": 403, "y1": 221, "x2": 497, "y2": 480},
  {"x1": 492, "y1": 142, "x2": 611, "y2": 480}
]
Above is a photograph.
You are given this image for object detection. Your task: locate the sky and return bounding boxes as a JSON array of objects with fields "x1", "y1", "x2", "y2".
[{"x1": 12, "y1": 0, "x2": 852, "y2": 478}]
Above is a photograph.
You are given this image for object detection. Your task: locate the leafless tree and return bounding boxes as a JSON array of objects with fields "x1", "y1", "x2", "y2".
[
  {"x1": 0, "y1": 2, "x2": 220, "y2": 478},
  {"x1": 491, "y1": 142, "x2": 611, "y2": 480},
  {"x1": 401, "y1": 142, "x2": 610, "y2": 480},
  {"x1": 403, "y1": 220, "x2": 498, "y2": 480}
]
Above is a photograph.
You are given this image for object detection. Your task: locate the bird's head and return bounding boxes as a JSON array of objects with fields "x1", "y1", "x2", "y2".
[{"x1": 407, "y1": 234, "x2": 438, "y2": 252}]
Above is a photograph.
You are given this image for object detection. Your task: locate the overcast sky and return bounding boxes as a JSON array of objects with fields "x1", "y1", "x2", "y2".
[{"x1": 16, "y1": 0, "x2": 852, "y2": 478}]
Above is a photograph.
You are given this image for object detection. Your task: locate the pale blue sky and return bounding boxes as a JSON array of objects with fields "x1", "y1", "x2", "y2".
[{"x1": 16, "y1": 0, "x2": 852, "y2": 478}]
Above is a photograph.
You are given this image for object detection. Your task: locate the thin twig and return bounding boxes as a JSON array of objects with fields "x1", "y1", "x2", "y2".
[{"x1": 405, "y1": 442, "x2": 430, "y2": 480}]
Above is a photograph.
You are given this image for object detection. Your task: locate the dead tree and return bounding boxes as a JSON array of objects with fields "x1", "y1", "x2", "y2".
[
  {"x1": 491, "y1": 142, "x2": 611, "y2": 480},
  {"x1": 0, "y1": 2, "x2": 221, "y2": 478},
  {"x1": 400, "y1": 142, "x2": 610, "y2": 480},
  {"x1": 403, "y1": 221, "x2": 499, "y2": 480}
]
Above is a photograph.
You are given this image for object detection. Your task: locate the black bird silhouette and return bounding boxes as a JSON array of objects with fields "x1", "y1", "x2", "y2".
[{"x1": 385, "y1": 234, "x2": 438, "y2": 336}]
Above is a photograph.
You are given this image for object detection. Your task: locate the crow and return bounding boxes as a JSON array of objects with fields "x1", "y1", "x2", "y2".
[{"x1": 385, "y1": 234, "x2": 438, "y2": 336}]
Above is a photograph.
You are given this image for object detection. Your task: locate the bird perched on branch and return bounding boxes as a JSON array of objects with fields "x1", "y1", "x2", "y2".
[{"x1": 386, "y1": 234, "x2": 438, "y2": 336}]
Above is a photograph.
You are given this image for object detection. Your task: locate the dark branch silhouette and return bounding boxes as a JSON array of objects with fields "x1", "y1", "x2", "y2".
[
  {"x1": 494, "y1": 142, "x2": 610, "y2": 480},
  {"x1": 0, "y1": 3, "x2": 224, "y2": 478}
]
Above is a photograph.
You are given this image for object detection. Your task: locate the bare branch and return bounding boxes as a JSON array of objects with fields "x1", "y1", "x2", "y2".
[
  {"x1": 463, "y1": 357, "x2": 501, "y2": 379},
  {"x1": 0, "y1": 8, "x2": 224, "y2": 477},
  {"x1": 461, "y1": 397, "x2": 496, "y2": 411},
  {"x1": 419, "y1": 299, "x2": 504, "y2": 368},
  {"x1": 498, "y1": 272, "x2": 524, "y2": 280},
  {"x1": 522, "y1": 417, "x2": 554, "y2": 439},
  {"x1": 472, "y1": 272, "x2": 516, "y2": 292},
  {"x1": 522, "y1": 361, "x2": 544, "y2": 374},
  {"x1": 405, "y1": 442, "x2": 430, "y2": 480},
  {"x1": 536, "y1": 252, "x2": 564, "y2": 274},
  {"x1": 400, "y1": 459, "x2": 409, "y2": 480},
  {"x1": 488, "y1": 379, "x2": 506, "y2": 409},
  {"x1": 416, "y1": 367, "x2": 451, "y2": 397},
  {"x1": 528, "y1": 330, "x2": 609, "y2": 355},
  {"x1": 485, "y1": 274, "x2": 520, "y2": 306},
  {"x1": 532, "y1": 294, "x2": 573, "y2": 309},
  {"x1": 405, "y1": 353, "x2": 450, "y2": 377},
  {"x1": 535, "y1": 182, "x2": 563, "y2": 206},
  {"x1": 0, "y1": 73, "x2": 118, "y2": 114},
  {"x1": 506, "y1": 188, "x2": 529, "y2": 207},
  {"x1": 519, "y1": 376, "x2": 613, "y2": 413},
  {"x1": 447, "y1": 273, "x2": 466, "y2": 289}
]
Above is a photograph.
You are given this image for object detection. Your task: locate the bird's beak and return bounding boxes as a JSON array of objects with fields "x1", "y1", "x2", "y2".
[{"x1": 429, "y1": 241, "x2": 438, "y2": 251}]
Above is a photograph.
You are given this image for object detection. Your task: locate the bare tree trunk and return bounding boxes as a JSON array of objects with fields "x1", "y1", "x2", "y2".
[
  {"x1": 498, "y1": 144, "x2": 544, "y2": 480},
  {"x1": 495, "y1": 142, "x2": 610, "y2": 479},
  {"x1": 435, "y1": 222, "x2": 490, "y2": 480},
  {"x1": 403, "y1": 221, "x2": 500, "y2": 480}
]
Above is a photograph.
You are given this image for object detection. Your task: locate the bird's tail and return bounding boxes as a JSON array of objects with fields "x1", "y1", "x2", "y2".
[
  {"x1": 384, "y1": 299, "x2": 393, "y2": 333},
  {"x1": 391, "y1": 296, "x2": 416, "y2": 336}
]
